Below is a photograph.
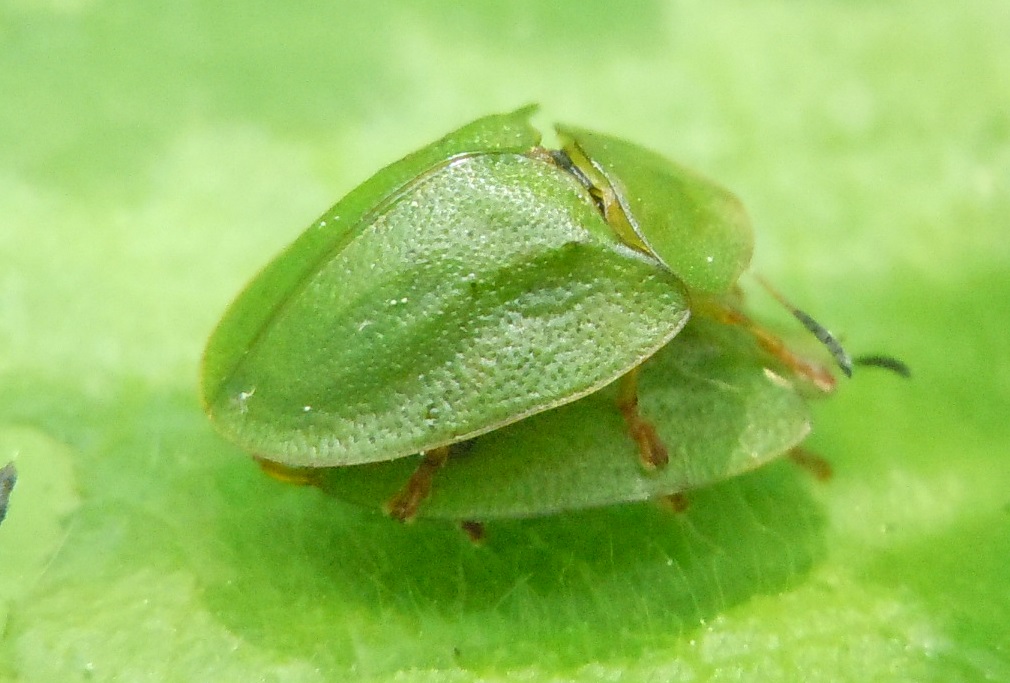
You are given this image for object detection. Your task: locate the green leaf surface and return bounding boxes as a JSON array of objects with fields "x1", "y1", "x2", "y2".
[{"x1": 1, "y1": 1, "x2": 1007, "y2": 681}]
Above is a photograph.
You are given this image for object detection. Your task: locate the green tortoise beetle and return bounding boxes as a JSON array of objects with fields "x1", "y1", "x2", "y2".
[{"x1": 201, "y1": 106, "x2": 905, "y2": 523}]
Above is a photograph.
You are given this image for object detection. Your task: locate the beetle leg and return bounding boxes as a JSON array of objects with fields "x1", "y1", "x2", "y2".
[
  {"x1": 385, "y1": 446, "x2": 451, "y2": 522},
  {"x1": 616, "y1": 367, "x2": 669, "y2": 469},
  {"x1": 700, "y1": 302, "x2": 838, "y2": 393}
]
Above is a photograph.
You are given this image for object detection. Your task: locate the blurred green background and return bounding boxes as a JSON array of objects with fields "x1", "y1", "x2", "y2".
[{"x1": 1, "y1": 1, "x2": 1008, "y2": 681}]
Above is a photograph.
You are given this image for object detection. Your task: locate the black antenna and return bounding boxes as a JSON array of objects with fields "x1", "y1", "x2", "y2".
[
  {"x1": 853, "y1": 354, "x2": 912, "y2": 378},
  {"x1": 755, "y1": 275, "x2": 853, "y2": 377}
]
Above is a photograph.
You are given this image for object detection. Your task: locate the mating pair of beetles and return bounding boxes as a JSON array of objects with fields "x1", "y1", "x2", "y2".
[{"x1": 201, "y1": 105, "x2": 905, "y2": 526}]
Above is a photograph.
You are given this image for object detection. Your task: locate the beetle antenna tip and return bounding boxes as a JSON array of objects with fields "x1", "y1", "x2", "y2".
[{"x1": 853, "y1": 354, "x2": 912, "y2": 378}]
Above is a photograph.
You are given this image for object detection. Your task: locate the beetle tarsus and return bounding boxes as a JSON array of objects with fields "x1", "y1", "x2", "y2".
[
  {"x1": 385, "y1": 446, "x2": 451, "y2": 522},
  {"x1": 617, "y1": 369, "x2": 669, "y2": 469}
]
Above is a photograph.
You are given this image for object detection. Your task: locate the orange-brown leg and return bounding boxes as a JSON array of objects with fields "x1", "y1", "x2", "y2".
[
  {"x1": 697, "y1": 300, "x2": 838, "y2": 393},
  {"x1": 617, "y1": 367, "x2": 669, "y2": 470},
  {"x1": 384, "y1": 446, "x2": 451, "y2": 522}
]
